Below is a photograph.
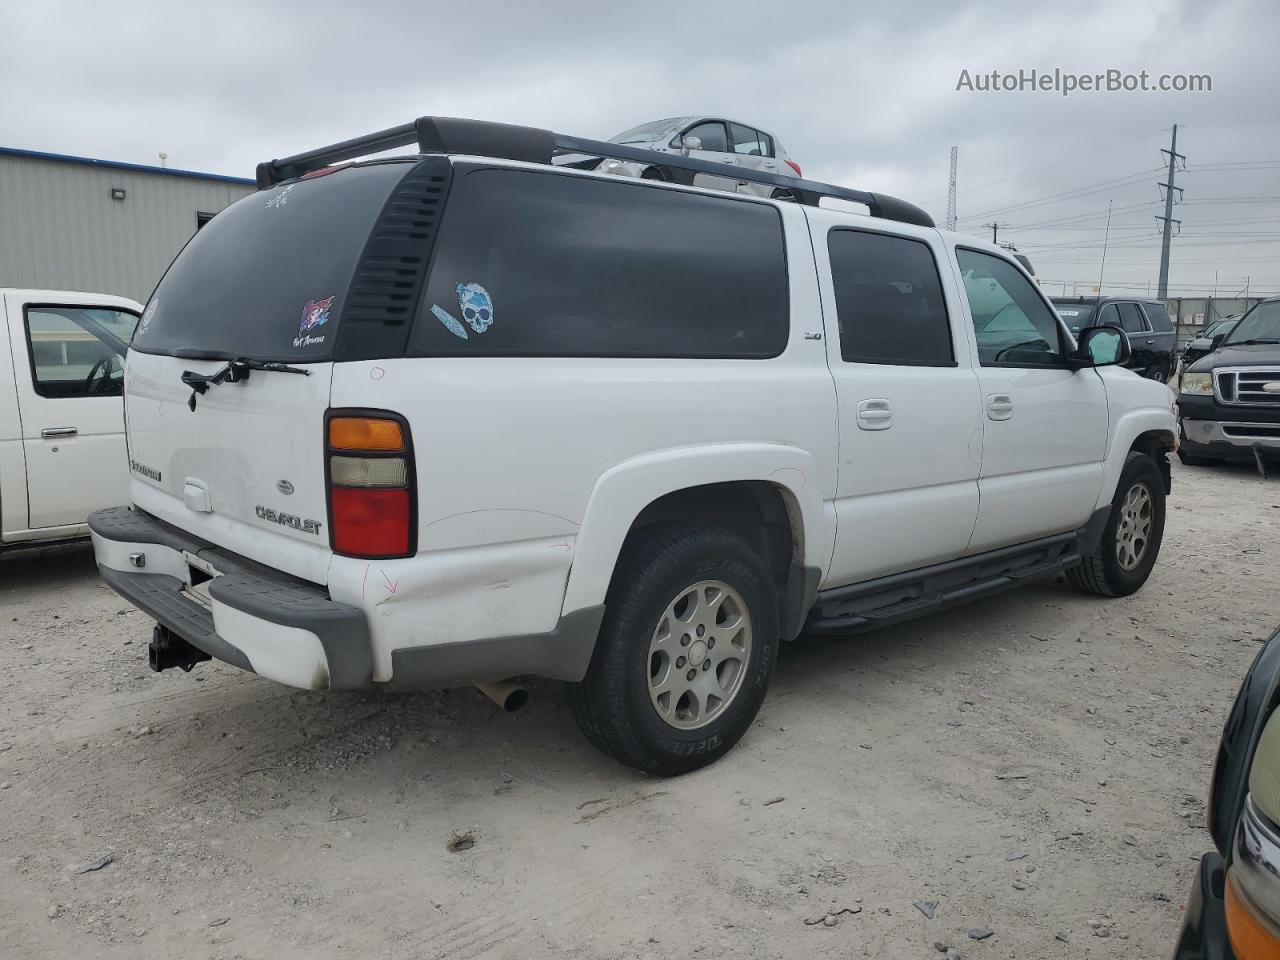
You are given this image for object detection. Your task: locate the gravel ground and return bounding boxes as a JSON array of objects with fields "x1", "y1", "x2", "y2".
[{"x1": 1, "y1": 459, "x2": 1276, "y2": 960}]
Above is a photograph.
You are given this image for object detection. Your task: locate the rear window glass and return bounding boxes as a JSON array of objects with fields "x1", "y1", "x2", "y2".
[
  {"x1": 408, "y1": 168, "x2": 789, "y2": 358},
  {"x1": 132, "y1": 163, "x2": 408, "y2": 362}
]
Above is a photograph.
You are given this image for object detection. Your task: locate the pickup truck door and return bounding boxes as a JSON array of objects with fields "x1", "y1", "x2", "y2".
[
  {"x1": 809, "y1": 211, "x2": 985, "y2": 587},
  {"x1": 950, "y1": 249, "x2": 1108, "y2": 551},
  {"x1": 5, "y1": 294, "x2": 139, "y2": 531}
]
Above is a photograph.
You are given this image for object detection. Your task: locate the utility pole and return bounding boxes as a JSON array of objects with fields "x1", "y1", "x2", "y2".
[
  {"x1": 945, "y1": 146, "x2": 958, "y2": 231},
  {"x1": 1156, "y1": 124, "x2": 1185, "y2": 298},
  {"x1": 982, "y1": 221, "x2": 1008, "y2": 244},
  {"x1": 1097, "y1": 200, "x2": 1113, "y2": 295}
]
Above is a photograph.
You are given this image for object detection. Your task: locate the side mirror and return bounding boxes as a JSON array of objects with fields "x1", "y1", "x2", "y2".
[
  {"x1": 681, "y1": 135, "x2": 702, "y2": 156},
  {"x1": 1210, "y1": 334, "x2": 1226, "y2": 350},
  {"x1": 1074, "y1": 324, "x2": 1132, "y2": 368}
]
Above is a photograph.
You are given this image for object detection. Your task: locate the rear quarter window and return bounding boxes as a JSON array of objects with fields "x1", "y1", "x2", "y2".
[
  {"x1": 1143, "y1": 302, "x2": 1174, "y2": 331},
  {"x1": 407, "y1": 168, "x2": 789, "y2": 358}
]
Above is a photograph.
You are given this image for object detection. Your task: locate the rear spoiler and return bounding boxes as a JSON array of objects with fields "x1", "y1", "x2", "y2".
[{"x1": 256, "y1": 116, "x2": 935, "y2": 229}]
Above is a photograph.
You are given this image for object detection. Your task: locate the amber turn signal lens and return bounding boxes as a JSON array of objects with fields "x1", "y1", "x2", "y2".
[
  {"x1": 329, "y1": 417, "x2": 404, "y2": 452},
  {"x1": 1226, "y1": 870, "x2": 1280, "y2": 959}
]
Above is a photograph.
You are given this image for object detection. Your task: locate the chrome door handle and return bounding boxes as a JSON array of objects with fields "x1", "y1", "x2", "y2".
[
  {"x1": 856, "y1": 398, "x2": 893, "y2": 431},
  {"x1": 1146, "y1": 339, "x2": 1154, "y2": 344},
  {"x1": 986, "y1": 394, "x2": 1014, "y2": 421},
  {"x1": 41, "y1": 427, "x2": 77, "y2": 439}
]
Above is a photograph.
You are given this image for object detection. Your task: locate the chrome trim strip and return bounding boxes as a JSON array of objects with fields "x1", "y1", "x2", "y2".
[
  {"x1": 1235, "y1": 797, "x2": 1280, "y2": 926},
  {"x1": 1214, "y1": 366, "x2": 1280, "y2": 406}
]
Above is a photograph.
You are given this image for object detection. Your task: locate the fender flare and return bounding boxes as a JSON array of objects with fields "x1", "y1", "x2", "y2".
[
  {"x1": 560, "y1": 443, "x2": 829, "y2": 616},
  {"x1": 1096, "y1": 407, "x2": 1178, "y2": 510}
]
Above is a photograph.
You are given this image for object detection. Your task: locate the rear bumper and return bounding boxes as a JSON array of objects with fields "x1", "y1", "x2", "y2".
[
  {"x1": 90, "y1": 506, "x2": 373, "y2": 690},
  {"x1": 89, "y1": 506, "x2": 604, "y2": 691},
  {"x1": 1173, "y1": 852, "x2": 1234, "y2": 960}
]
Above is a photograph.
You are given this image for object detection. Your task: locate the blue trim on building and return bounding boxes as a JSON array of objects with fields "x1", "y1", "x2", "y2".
[{"x1": 0, "y1": 145, "x2": 255, "y2": 186}]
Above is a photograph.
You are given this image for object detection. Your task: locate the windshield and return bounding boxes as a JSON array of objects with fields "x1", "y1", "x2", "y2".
[
  {"x1": 131, "y1": 162, "x2": 408, "y2": 362},
  {"x1": 609, "y1": 118, "x2": 688, "y2": 144},
  {"x1": 1224, "y1": 301, "x2": 1280, "y2": 345}
]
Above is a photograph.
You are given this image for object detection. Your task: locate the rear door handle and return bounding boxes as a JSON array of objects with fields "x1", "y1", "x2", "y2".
[
  {"x1": 1146, "y1": 339, "x2": 1154, "y2": 344},
  {"x1": 41, "y1": 427, "x2": 77, "y2": 439},
  {"x1": 986, "y1": 394, "x2": 1014, "y2": 421},
  {"x1": 856, "y1": 398, "x2": 893, "y2": 431}
]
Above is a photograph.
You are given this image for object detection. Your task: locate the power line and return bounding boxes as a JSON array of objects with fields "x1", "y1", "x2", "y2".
[{"x1": 960, "y1": 169, "x2": 1162, "y2": 221}]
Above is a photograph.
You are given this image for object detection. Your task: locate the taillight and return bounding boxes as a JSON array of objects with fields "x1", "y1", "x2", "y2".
[
  {"x1": 784, "y1": 159, "x2": 802, "y2": 177},
  {"x1": 325, "y1": 412, "x2": 415, "y2": 559}
]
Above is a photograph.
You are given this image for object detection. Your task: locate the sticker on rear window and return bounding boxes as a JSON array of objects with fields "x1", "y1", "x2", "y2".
[
  {"x1": 457, "y1": 282, "x2": 494, "y2": 334},
  {"x1": 430, "y1": 303, "x2": 469, "y2": 340},
  {"x1": 294, "y1": 296, "x2": 333, "y2": 348}
]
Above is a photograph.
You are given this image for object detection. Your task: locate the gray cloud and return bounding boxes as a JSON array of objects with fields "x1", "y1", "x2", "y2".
[{"x1": 4, "y1": 0, "x2": 1278, "y2": 293}]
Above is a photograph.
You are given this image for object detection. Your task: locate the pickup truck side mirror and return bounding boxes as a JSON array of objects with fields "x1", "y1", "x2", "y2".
[
  {"x1": 680, "y1": 135, "x2": 703, "y2": 156},
  {"x1": 1072, "y1": 324, "x2": 1132, "y2": 368},
  {"x1": 1210, "y1": 333, "x2": 1226, "y2": 350}
]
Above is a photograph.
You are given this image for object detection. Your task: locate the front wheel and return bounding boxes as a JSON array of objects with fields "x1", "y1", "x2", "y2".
[
  {"x1": 569, "y1": 524, "x2": 779, "y2": 776},
  {"x1": 1067, "y1": 451, "x2": 1166, "y2": 597}
]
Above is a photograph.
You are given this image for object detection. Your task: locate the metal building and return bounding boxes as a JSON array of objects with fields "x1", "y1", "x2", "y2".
[{"x1": 0, "y1": 147, "x2": 255, "y2": 303}]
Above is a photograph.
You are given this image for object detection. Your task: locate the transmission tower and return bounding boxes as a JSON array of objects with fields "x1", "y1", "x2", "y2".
[
  {"x1": 945, "y1": 146, "x2": 958, "y2": 231},
  {"x1": 1156, "y1": 124, "x2": 1186, "y2": 298}
]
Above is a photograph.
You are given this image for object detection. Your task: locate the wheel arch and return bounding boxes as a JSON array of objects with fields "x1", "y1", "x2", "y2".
[
  {"x1": 1097, "y1": 409, "x2": 1177, "y2": 509},
  {"x1": 561, "y1": 444, "x2": 828, "y2": 639}
]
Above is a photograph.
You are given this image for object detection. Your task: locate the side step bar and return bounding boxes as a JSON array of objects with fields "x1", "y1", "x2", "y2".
[{"x1": 806, "y1": 509, "x2": 1109, "y2": 635}]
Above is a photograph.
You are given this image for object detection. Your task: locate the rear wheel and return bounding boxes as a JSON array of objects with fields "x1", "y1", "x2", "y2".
[
  {"x1": 1067, "y1": 451, "x2": 1166, "y2": 597},
  {"x1": 770, "y1": 187, "x2": 797, "y2": 202},
  {"x1": 641, "y1": 166, "x2": 670, "y2": 182},
  {"x1": 1144, "y1": 363, "x2": 1169, "y2": 382},
  {"x1": 569, "y1": 524, "x2": 779, "y2": 776}
]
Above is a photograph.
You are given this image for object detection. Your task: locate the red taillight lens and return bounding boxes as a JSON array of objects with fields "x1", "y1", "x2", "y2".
[
  {"x1": 330, "y1": 488, "x2": 411, "y2": 558},
  {"x1": 784, "y1": 159, "x2": 802, "y2": 177},
  {"x1": 326, "y1": 411, "x2": 414, "y2": 559}
]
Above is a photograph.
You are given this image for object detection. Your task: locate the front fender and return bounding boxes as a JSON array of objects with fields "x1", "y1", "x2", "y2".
[
  {"x1": 561, "y1": 443, "x2": 829, "y2": 615},
  {"x1": 1096, "y1": 376, "x2": 1177, "y2": 510}
]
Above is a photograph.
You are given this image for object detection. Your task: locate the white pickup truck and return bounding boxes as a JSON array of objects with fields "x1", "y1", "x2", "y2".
[
  {"x1": 90, "y1": 117, "x2": 1178, "y2": 774},
  {"x1": 1, "y1": 289, "x2": 141, "y2": 547}
]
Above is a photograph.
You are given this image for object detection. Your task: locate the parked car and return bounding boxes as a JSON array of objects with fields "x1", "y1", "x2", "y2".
[
  {"x1": 1051, "y1": 296, "x2": 1178, "y2": 381},
  {"x1": 1178, "y1": 297, "x2": 1280, "y2": 472},
  {"x1": 91, "y1": 116, "x2": 1176, "y2": 775},
  {"x1": 0, "y1": 289, "x2": 141, "y2": 548},
  {"x1": 1174, "y1": 624, "x2": 1280, "y2": 959},
  {"x1": 555, "y1": 116, "x2": 804, "y2": 200},
  {"x1": 1183, "y1": 315, "x2": 1241, "y2": 369}
]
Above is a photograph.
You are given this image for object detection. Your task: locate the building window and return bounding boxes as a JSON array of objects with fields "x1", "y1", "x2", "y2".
[{"x1": 195, "y1": 211, "x2": 216, "y2": 230}]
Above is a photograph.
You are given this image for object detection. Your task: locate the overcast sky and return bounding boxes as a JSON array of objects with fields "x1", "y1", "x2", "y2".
[{"x1": 4, "y1": 0, "x2": 1278, "y2": 297}]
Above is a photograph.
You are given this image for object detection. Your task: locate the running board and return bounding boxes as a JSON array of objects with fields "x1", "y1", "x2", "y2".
[{"x1": 806, "y1": 510, "x2": 1109, "y2": 635}]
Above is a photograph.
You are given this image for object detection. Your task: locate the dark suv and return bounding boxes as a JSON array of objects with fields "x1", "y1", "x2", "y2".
[{"x1": 1051, "y1": 296, "x2": 1177, "y2": 381}]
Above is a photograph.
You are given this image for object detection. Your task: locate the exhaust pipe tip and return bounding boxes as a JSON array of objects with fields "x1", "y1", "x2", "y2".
[{"x1": 476, "y1": 680, "x2": 529, "y2": 713}]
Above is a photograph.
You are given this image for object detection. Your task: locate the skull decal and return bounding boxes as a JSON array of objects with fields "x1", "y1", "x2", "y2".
[{"x1": 456, "y1": 282, "x2": 494, "y2": 334}]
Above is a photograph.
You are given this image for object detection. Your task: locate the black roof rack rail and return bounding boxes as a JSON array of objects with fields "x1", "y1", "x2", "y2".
[{"x1": 256, "y1": 116, "x2": 935, "y2": 229}]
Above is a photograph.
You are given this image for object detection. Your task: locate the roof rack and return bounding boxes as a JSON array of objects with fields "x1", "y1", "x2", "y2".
[{"x1": 256, "y1": 116, "x2": 935, "y2": 229}]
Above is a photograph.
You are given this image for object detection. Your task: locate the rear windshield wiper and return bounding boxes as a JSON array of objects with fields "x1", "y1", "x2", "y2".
[{"x1": 181, "y1": 358, "x2": 310, "y2": 411}]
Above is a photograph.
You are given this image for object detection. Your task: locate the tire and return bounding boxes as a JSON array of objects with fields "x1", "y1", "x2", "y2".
[
  {"x1": 1143, "y1": 363, "x2": 1167, "y2": 381},
  {"x1": 641, "y1": 167, "x2": 669, "y2": 182},
  {"x1": 770, "y1": 188, "x2": 797, "y2": 202},
  {"x1": 1067, "y1": 451, "x2": 1166, "y2": 598},
  {"x1": 1177, "y1": 450, "x2": 1222, "y2": 467},
  {"x1": 569, "y1": 524, "x2": 779, "y2": 776}
]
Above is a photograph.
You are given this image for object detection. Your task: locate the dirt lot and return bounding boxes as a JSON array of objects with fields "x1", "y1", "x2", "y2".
[{"x1": 1, "y1": 460, "x2": 1276, "y2": 960}]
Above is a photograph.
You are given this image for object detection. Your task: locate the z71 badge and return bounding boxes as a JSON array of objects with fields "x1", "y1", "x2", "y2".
[{"x1": 255, "y1": 505, "x2": 322, "y2": 535}]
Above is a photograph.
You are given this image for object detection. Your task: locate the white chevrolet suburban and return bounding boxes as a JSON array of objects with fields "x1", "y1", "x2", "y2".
[
  {"x1": 1, "y1": 289, "x2": 141, "y2": 547},
  {"x1": 91, "y1": 117, "x2": 1177, "y2": 774}
]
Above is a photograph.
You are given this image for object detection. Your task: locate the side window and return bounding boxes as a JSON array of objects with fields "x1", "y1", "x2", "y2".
[
  {"x1": 24, "y1": 306, "x2": 138, "y2": 399},
  {"x1": 1143, "y1": 302, "x2": 1174, "y2": 331},
  {"x1": 956, "y1": 248, "x2": 1065, "y2": 367},
  {"x1": 684, "y1": 121, "x2": 728, "y2": 153},
  {"x1": 827, "y1": 229, "x2": 954, "y2": 366},
  {"x1": 1096, "y1": 303, "x2": 1121, "y2": 328},
  {"x1": 409, "y1": 168, "x2": 789, "y2": 359},
  {"x1": 729, "y1": 123, "x2": 765, "y2": 156},
  {"x1": 1118, "y1": 302, "x2": 1148, "y2": 334}
]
